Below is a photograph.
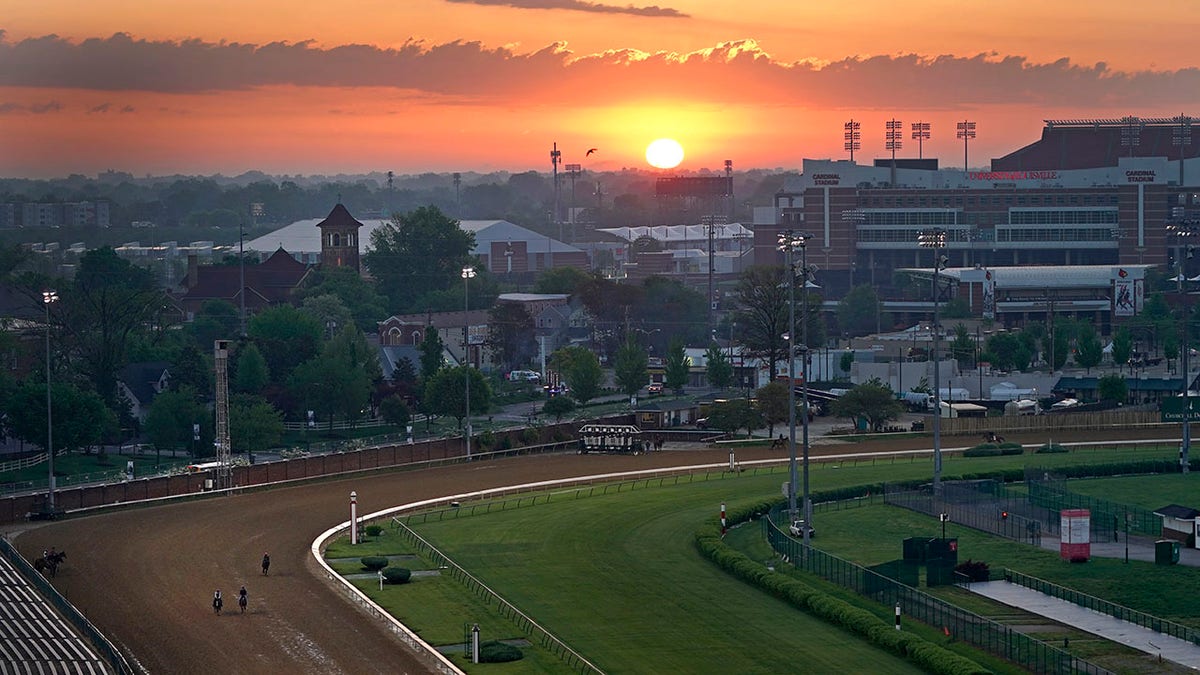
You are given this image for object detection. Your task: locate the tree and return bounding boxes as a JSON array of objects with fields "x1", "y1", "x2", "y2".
[
  {"x1": 187, "y1": 300, "x2": 240, "y2": 348},
  {"x1": 551, "y1": 346, "x2": 603, "y2": 405},
  {"x1": 829, "y1": 380, "x2": 904, "y2": 432},
  {"x1": 418, "y1": 327, "x2": 445, "y2": 381},
  {"x1": 706, "y1": 399, "x2": 762, "y2": 438},
  {"x1": 1075, "y1": 327, "x2": 1104, "y2": 373},
  {"x1": 949, "y1": 324, "x2": 976, "y2": 368},
  {"x1": 755, "y1": 381, "x2": 790, "y2": 438},
  {"x1": 1097, "y1": 373, "x2": 1128, "y2": 404},
  {"x1": 144, "y1": 387, "x2": 211, "y2": 456},
  {"x1": 298, "y1": 266, "x2": 389, "y2": 332},
  {"x1": 379, "y1": 394, "x2": 411, "y2": 428},
  {"x1": 422, "y1": 366, "x2": 491, "y2": 427},
  {"x1": 6, "y1": 381, "x2": 115, "y2": 453},
  {"x1": 613, "y1": 339, "x2": 649, "y2": 398},
  {"x1": 704, "y1": 345, "x2": 733, "y2": 389},
  {"x1": 229, "y1": 393, "x2": 283, "y2": 457},
  {"x1": 484, "y1": 302, "x2": 536, "y2": 372},
  {"x1": 839, "y1": 350, "x2": 854, "y2": 380},
  {"x1": 300, "y1": 294, "x2": 355, "y2": 338},
  {"x1": 288, "y1": 325, "x2": 377, "y2": 428},
  {"x1": 837, "y1": 285, "x2": 882, "y2": 337},
  {"x1": 55, "y1": 248, "x2": 166, "y2": 407},
  {"x1": 732, "y1": 265, "x2": 788, "y2": 380},
  {"x1": 1111, "y1": 327, "x2": 1133, "y2": 372},
  {"x1": 534, "y1": 266, "x2": 591, "y2": 295},
  {"x1": 364, "y1": 206, "x2": 476, "y2": 312},
  {"x1": 542, "y1": 395, "x2": 576, "y2": 422},
  {"x1": 171, "y1": 343, "x2": 211, "y2": 399},
  {"x1": 663, "y1": 338, "x2": 690, "y2": 394},
  {"x1": 234, "y1": 343, "x2": 270, "y2": 395},
  {"x1": 247, "y1": 305, "x2": 322, "y2": 385}
]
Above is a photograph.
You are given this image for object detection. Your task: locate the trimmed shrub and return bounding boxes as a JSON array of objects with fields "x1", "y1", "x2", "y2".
[
  {"x1": 1036, "y1": 442, "x2": 1067, "y2": 454},
  {"x1": 518, "y1": 428, "x2": 541, "y2": 445},
  {"x1": 360, "y1": 556, "x2": 389, "y2": 571},
  {"x1": 364, "y1": 525, "x2": 384, "y2": 537},
  {"x1": 478, "y1": 640, "x2": 523, "y2": 663},
  {"x1": 999, "y1": 443, "x2": 1025, "y2": 456},
  {"x1": 962, "y1": 444, "x2": 1001, "y2": 457},
  {"x1": 381, "y1": 566, "x2": 412, "y2": 584}
]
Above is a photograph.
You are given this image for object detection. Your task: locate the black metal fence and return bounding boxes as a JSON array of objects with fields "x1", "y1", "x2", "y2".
[
  {"x1": 764, "y1": 508, "x2": 1110, "y2": 675},
  {"x1": 1027, "y1": 480, "x2": 1161, "y2": 538},
  {"x1": 0, "y1": 535, "x2": 134, "y2": 674}
]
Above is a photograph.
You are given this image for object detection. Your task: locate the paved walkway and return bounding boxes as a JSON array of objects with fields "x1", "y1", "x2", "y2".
[{"x1": 966, "y1": 579, "x2": 1200, "y2": 669}]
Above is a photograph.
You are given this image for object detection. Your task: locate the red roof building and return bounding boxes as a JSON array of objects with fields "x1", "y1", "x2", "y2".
[{"x1": 177, "y1": 247, "x2": 312, "y2": 318}]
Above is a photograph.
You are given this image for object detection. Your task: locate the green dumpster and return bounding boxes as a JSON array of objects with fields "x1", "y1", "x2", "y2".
[{"x1": 1155, "y1": 540, "x2": 1181, "y2": 565}]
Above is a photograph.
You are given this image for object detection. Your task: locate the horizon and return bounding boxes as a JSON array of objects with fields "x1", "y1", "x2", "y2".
[{"x1": 3, "y1": 1, "x2": 1198, "y2": 179}]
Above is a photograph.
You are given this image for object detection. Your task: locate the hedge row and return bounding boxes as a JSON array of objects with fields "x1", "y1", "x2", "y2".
[
  {"x1": 962, "y1": 443, "x2": 1024, "y2": 458},
  {"x1": 695, "y1": 501, "x2": 989, "y2": 675}
]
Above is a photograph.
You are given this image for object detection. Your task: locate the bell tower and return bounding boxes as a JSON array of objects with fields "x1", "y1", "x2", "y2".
[{"x1": 316, "y1": 202, "x2": 364, "y2": 271}]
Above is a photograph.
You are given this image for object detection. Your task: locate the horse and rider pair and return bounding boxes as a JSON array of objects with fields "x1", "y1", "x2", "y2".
[
  {"x1": 213, "y1": 586, "x2": 248, "y2": 614},
  {"x1": 34, "y1": 548, "x2": 66, "y2": 578}
]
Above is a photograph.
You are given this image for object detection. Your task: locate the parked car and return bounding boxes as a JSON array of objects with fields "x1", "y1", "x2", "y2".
[
  {"x1": 507, "y1": 370, "x2": 541, "y2": 382},
  {"x1": 789, "y1": 519, "x2": 815, "y2": 538},
  {"x1": 647, "y1": 382, "x2": 663, "y2": 395}
]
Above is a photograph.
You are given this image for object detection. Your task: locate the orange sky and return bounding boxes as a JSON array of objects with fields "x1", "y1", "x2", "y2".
[{"x1": 1, "y1": 0, "x2": 1198, "y2": 177}]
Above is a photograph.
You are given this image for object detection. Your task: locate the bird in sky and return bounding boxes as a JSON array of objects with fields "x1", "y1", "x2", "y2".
[{"x1": 586, "y1": 148, "x2": 598, "y2": 156}]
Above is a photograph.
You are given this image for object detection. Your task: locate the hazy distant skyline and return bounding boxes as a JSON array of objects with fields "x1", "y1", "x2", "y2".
[{"x1": 2, "y1": 0, "x2": 1198, "y2": 178}]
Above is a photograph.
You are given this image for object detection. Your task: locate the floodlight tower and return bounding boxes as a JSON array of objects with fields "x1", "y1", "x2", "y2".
[
  {"x1": 462, "y1": 266, "x2": 477, "y2": 459},
  {"x1": 844, "y1": 119, "x2": 861, "y2": 162},
  {"x1": 550, "y1": 143, "x2": 562, "y2": 268},
  {"x1": 1120, "y1": 116, "x2": 1143, "y2": 158},
  {"x1": 1169, "y1": 220, "x2": 1199, "y2": 473},
  {"x1": 956, "y1": 120, "x2": 976, "y2": 171},
  {"x1": 911, "y1": 122, "x2": 931, "y2": 159},
  {"x1": 778, "y1": 230, "x2": 814, "y2": 549},
  {"x1": 918, "y1": 228, "x2": 948, "y2": 494},
  {"x1": 214, "y1": 340, "x2": 232, "y2": 490},
  {"x1": 566, "y1": 163, "x2": 582, "y2": 241},
  {"x1": 1172, "y1": 115, "x2": 1194, "y2": 187},
  {"x1": 42, "y1": 290, "x2": 58, "y2": 513},
  {"x1": 886, "y1": 119, "x2": 903, "y2": 186}
]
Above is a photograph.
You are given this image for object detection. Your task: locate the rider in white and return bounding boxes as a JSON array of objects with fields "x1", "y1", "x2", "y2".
[{"x1": 213, "y1": 589, "x2": 223, "y2": 614}]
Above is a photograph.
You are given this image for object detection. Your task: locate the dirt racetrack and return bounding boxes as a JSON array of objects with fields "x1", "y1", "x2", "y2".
[{"x1": 9, "y1": 429, "x2": 1165, "y2": 674}]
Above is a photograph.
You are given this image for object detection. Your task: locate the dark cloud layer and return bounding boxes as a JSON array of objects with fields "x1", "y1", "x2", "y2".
[
  {"x1": 445, "y1": 0, "x2": 688, "y2": 17},
  {"x1": 0, "y1": 100, "x2": 64, "y2": 114},
  {"x1": 1, "y1": 31, "x2": 1197, "y2": 108}
]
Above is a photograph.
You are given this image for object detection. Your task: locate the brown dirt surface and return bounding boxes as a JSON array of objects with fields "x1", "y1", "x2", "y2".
[{"x1": 8, "y1": 429, "x2": 1164, "y2": 674}]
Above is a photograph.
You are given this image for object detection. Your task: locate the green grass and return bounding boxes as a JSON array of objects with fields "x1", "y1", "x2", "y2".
[
  {"x1": 411, "y1": 481, "x2": 926, "y2": 674},
  {"x1": 1065, "y1": 473, "x2": 1198, "y2": 510},
  {"x1": 0, "y1": 450, "x2": 181, "y2": 485}
]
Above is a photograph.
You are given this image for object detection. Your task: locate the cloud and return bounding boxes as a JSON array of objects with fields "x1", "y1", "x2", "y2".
[
  {"x1": 444, "y1": 0, "x2": 689, "y2": 17},
  {"x1": 89, "y1": 102, "x2": 111, "y2": 113},
  {"x1": 1, "y1": 32, "x2": 1197, "y2": 109}
]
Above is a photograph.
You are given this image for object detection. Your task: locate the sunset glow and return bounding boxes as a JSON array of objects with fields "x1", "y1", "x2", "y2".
[
  {"x1": 2, "y1": 2, "x2": 1199, "y2": 177},
  {"x1": 645, "y1": 139, "x2": 684, "y2": 169}
]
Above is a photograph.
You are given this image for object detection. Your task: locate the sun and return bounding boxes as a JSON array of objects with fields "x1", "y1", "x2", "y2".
[{"x1": 645, "y1": 138, "x2": 684, "y2": 169}]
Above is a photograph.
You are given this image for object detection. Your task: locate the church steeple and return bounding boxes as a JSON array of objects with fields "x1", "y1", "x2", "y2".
[{"x1": 316, "y1": 203, "x2": 363, "y2": 271}]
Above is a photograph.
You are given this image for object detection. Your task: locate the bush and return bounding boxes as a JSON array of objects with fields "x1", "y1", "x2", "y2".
[
  {"x1": 381, "y1": 566, "x2": 412, "y2": 584},
  {"x1": 962, "y1": 444, "x2": 1001, "y2": 457},
  {"x1": 476, "y1": 430, "x2": 496, "y2": 450},
  {"x1": 478, "y1": 640, "x2": 523, "y2": 663},
  {"x1": 494, "y1": 435, "x2": 513, "y2": 451},
  {"x1": 954, "y1": 559, "x2": 990, "y2": 582},
  {"x1": 360, "y1": 556, "x2": 389, "y2": 571},
  {"x1": 518, "y1": 428, "x2": 541, "y2": 445},
  {"x1": 1036, "y1": 442, "x2": 1067, "y2": 454},
  {"x1": 364, "y1": 524, "x2": 384, "y2": 537},
  {"x1": 999, "y1": 443, "x2": 1025, "y2": 456}
]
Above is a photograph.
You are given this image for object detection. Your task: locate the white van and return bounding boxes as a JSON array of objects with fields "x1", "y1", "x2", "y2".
[{"x1": 507, "y1": 370, "x2": 541, "y2": 382}]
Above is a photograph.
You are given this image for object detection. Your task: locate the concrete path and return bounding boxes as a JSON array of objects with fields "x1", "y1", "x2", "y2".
[{"x1": 966, "y1": 580, "x2": 1200, "y2": 669}]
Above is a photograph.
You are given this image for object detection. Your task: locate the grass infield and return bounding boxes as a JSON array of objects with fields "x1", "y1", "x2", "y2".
[{"x1": 338, "y1": 442, "x2": 1182, "y2": 673}]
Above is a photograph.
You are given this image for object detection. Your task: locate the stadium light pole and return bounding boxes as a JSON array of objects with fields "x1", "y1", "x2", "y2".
[
  {"x1": 461, "y1": 265, "x2": 476, "y2": 459},
  {"x1": 919, "y1": 229, "x2": 948, "y2": 494},
  {"x1": 912, "y1": 122, "x2": 931, "y2": 160},
  {"x1": 42, "y1": 290, "x2": 58, "y2": 513},
  {"x1": 1173, "y1": 115, "x2": 1193, "y2": 187},
  {"x1": 886, "y1": 118, "x2": 903, "y2": 186},
  {"x1": 956, "y1": 120, "x2": 976, "y2": 172},
  {"x1": 778, "y1": 230, "x2": 813, "y2": 547},
  {"x1": 1169, "y1": 220, "x2": 1198, "y2": 472},
  {"x1": 844, "y1": 119, "x2": 861, "y2": 162}
]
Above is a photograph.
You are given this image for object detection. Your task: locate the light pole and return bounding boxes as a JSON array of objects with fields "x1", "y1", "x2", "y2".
[
  {"x1": 919, "y1": 228, "x2": 948, "y2": 494},
  {"x1": 1168, "y1": 220, "x2": 1197, "y2": 472},
  {"x1": 778, "y1": 230, "x2": 813, "y2": 547},
  {"x1": 42, "y1": 290, "x2": 58, "y2": 513},
  {"x1": 461, "y1": 265, "x2": 476, "y2": 459}
]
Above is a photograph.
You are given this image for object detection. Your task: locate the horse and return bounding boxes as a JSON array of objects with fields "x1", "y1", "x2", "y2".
[
  {"x1": 34, "y1": 550, "x2": 66, "y2": 578},
  {"x1": 238, "y1": 591, "x2": 247, "y2": 613}
]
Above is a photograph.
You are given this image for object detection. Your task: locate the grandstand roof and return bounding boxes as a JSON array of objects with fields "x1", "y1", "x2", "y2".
[
  {"x1": 246, "y1": 217, "x2": 581, "y2": 256},
  {"x1": 993, "y1": 115, "x2": 1199, "y2": 171}
]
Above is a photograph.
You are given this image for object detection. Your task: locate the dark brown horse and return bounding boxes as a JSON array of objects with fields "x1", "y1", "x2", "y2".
[{"x1": 34, "y1": 550, "x2": 66, "y2": 578}]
